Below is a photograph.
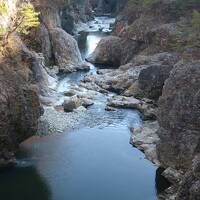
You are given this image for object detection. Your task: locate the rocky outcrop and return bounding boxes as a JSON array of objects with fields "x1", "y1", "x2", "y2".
[
  {"x1": 61, "y1": 0, "x2": 93, "y2": 33},
  {"x1": 0, "y1": 57, "x2": 43, "y2": 167},
  {"x1": 63, "y1": 96, "x2": 81, "y2": 112},
  {"x1": 87, "y1": 36, "x2": 141, "y2": 67},
  {"x1": 136, "y1": 64, "x2": 173, "y2": 100},
  {"x1": 36, "y1": 23, "x2": 52, "y2": 65},
  {"x1": 8, "y1": 34, "x2": 52, "y2": 96},
  {"x1": 130, "y1": 121, "x2": 160, "y2": 165},
  {"x1": 50, "y1": 28, "x2": 89, "y2": 73},
  {"x1": 86, "y1": 36, "x2": 122, "y2": 66},
  {"x1": 107, "y1": 95, "x2": 157, "y2": 120},
  {"x1": 157, "y1": 61, "x2": 200, "y2": 170},
  {"x1": 156, "y1": 60, "x2": 200, "y2": 199},
  {"x1": 85, "y1": 52, "x2": 177, "y2": 98},
  {"x1": 91, "y1": 0, "x2": 126, "y2": 15}
]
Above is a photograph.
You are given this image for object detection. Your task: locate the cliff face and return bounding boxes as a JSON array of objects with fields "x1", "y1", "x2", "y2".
[{"x1": 0, "y1": 34, "x2": 43, "y2": 167}]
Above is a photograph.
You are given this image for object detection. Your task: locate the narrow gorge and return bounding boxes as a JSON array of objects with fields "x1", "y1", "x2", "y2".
[{"x1": 0, "y1": 0, "x2": 200, "y2": 200}]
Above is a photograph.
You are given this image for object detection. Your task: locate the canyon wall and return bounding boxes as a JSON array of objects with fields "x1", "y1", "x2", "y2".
[{"x1": 87, "y1": 0, "x2": 200, "y2": 199}]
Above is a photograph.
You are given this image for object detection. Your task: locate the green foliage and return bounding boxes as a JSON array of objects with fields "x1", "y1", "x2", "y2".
[
  {"x1": 170, "y1": 10, "x2": 200, "y2": 50},
  {"x1": 192, "y1": 10, "x2": 200, "y2": 37},
  {"x1": 0, "y1": 1, "x2": 7, "y2": 14},
  {"x1": 15, "y1": 3, "x2": 40, "y2": 35},
  {"x1": 0, "y1": 1, "x2": 40, "y2": 55}
]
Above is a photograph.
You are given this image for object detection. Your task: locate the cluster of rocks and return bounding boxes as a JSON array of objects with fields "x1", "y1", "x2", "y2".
[{"x1": 63, "y1": 85, "x2": 96, "y2": 112}]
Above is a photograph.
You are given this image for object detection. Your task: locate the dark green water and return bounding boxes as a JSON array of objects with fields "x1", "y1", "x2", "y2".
[{"x1": 0, "y1": 125, "x2": 159, "y2": 200}]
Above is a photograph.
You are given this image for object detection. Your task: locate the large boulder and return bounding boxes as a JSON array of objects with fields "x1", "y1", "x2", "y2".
[
  {"x1": 63, "y1": 96, "x2": 81, "y2": 112},
  {"x1": 86, "y1": 36, "x2": 141, "y2": 67},
  {"x1": 157, "y1": 61, "x2": 200, "y2": 170},
  {"x1": 137, "y1": 64, "x2": 173, "y2": 100},
  {"x1": 86, "y1": 36, "x2": 122, "y2": 67},
  {"x1": 50, "y1": 28, "x2": 89, "y2": 73}
]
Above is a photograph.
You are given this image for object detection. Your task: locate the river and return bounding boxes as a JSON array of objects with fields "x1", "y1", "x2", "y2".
[{"x1": 0, "y1": 17, "x2": 169, "y2": 200}]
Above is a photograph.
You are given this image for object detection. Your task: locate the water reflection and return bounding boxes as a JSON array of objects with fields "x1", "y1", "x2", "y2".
[{"x1": 0, "y1": 166, "x2": 51, "y2": 200}]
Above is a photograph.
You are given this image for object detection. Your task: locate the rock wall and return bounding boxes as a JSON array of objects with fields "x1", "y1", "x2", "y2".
[
  {"x1": 156, "y1": 61, "x2": 200, "y2": 199},
  {"x1": 0, "y1": 34, "x2": 44, "y2": 167}
]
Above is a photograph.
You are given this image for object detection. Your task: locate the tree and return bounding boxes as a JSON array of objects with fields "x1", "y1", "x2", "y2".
[
  {"x1": 0, "y1": 1, "x2": 40, "y2": 45},
  {"x1": 0, "y1": 0, "x2": 7, "y2": 14}
]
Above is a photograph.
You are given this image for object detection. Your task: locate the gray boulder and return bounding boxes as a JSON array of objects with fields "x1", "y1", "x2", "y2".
[
  {"x1": 50, "y1": 28, "x2": 89, "y2": 73},
  {"x1": 86, "y1": 36, "x2": 140, "y2": 67},
  {"x1": 63, "y1": 96, "x2": 81, "y2": 112},
  {"x1": 137, "y1": 64, "x2": 173, "y2": 100}
]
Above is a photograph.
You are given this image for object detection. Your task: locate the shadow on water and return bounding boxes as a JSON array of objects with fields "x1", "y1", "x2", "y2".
[
  {"x1": 0, "y1": 165, "x2": 51, "y2": 200},
  {"x1": 155, "y1": 167, "x2": 171, "y2": 195}
]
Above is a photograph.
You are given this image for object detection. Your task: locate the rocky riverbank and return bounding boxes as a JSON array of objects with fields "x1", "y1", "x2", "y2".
[{"x1": 81, "y1": 0, "x2": 200, "y2": 199}]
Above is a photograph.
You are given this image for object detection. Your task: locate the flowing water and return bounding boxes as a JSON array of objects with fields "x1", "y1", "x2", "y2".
[{"x1": 0, "y1": 17, "x2": 168, "y2": 200}]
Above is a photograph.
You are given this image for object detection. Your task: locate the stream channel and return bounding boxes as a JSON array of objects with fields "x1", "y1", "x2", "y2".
[{"x1": 0, "y1": 17, "x2": 169, "y2": 200}]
